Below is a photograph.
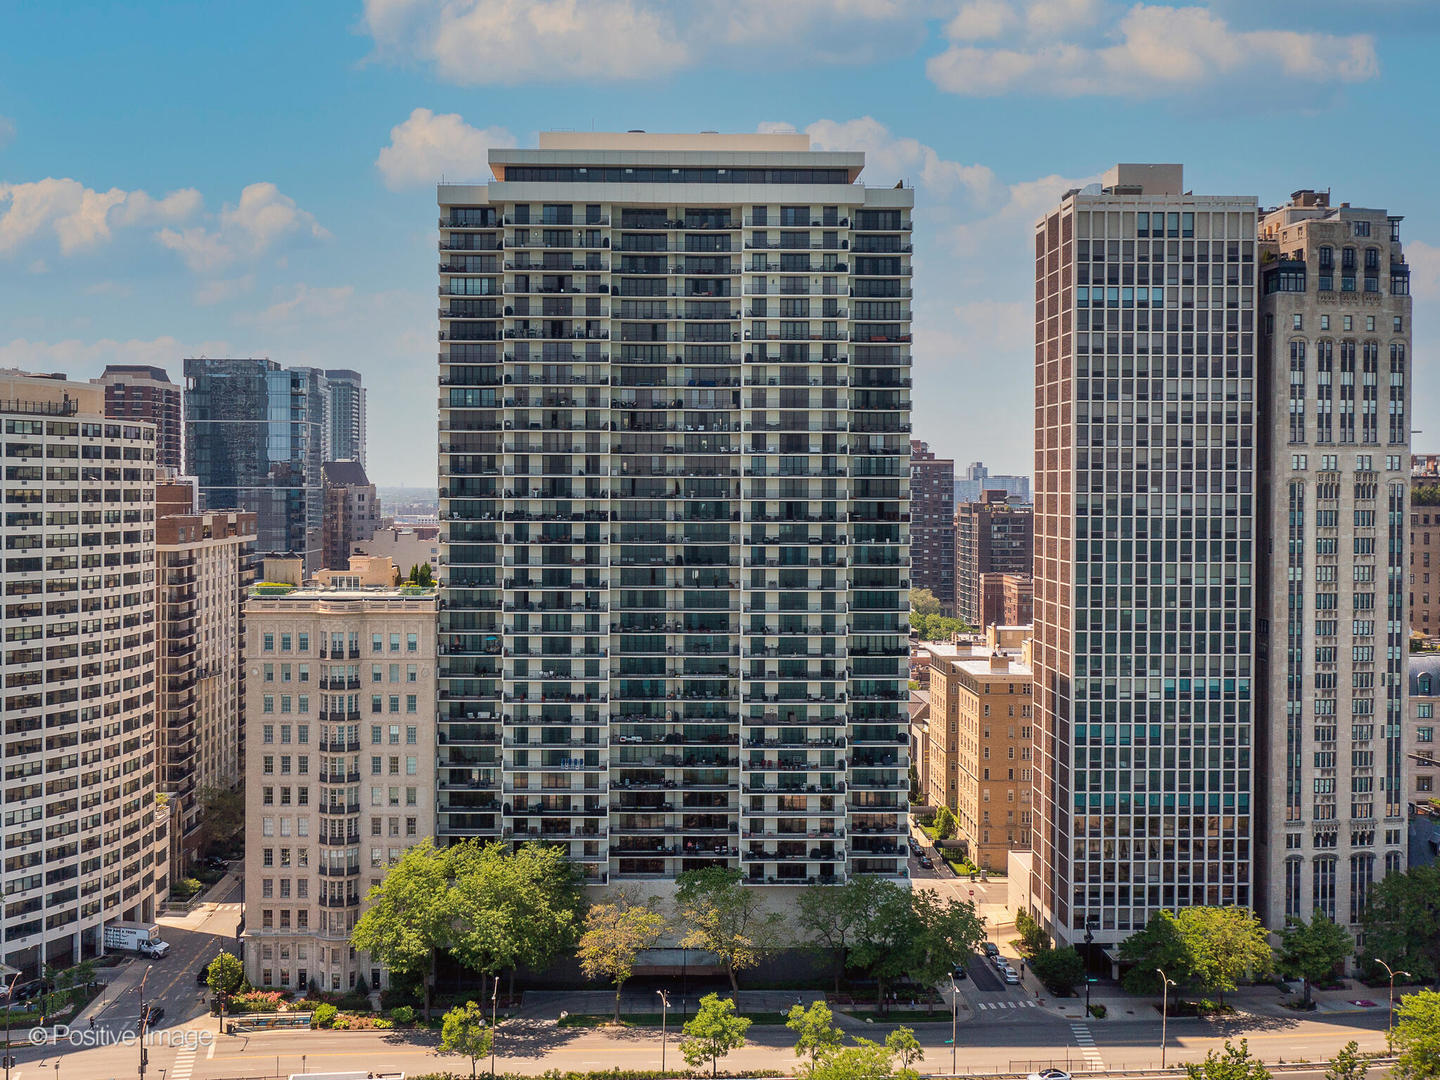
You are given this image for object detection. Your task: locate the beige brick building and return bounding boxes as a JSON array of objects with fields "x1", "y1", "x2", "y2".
[
  {"x1": 240, "y1": 555, "x2": 437, "y2": 993},
  {"x1": 923, "y1": 628, "x2": 1034, "y2": 870},
  {"x1": 155, "y1": 480, "x2": 256, "y2": 871}
]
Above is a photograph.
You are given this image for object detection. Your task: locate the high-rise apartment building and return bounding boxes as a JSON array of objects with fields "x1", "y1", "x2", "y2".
[
  {"x1": 437, "y1": 130, "x2": 912, "y2": 884},
  {"x1": 0, "y1": 372, "x2": 168, "y2": 971},
  {"x1": 1254, "y1": 191, "x2": 1411, "y2": 931},
  {"x1": 324, "y1": 369, "x2": 367, "y2": 467},
  {"x1": 911, "y1": 440, "x2": 956, "y2": 614},
  {"x1": 1409, "y1": 656, "x2": 1438, "y2": 830},
  {"x1": 185, "y1": 358, "x2": 328, "y2": 574},
  {"x1": 1032, "y1": 165, "x2": 1258, "y2": 945},
  {"x1": 954, "y1": 490, "x2": 1032, "y2": 627},
  {"x1": 240, "y1": 555, "x2": 437, "y2": 992},
  {"x1": 156, "y1": 479, "x2": 257, "y2": 871},
  {"x1": 1410, "y1": 470, "x2": 1440, "y2": 638},
  {"x1": 979, "y1": 571, "x2": 1033, "y2": 631},
  {"x1": 322, "y1": 460, "x2": 381, "y2": 570},
  {"x1": 96, "y1": 364, "x2": 184, "y2": 472},
  {"x1": 955, "y1": 462, "x2": 1030, "y2": 504}
]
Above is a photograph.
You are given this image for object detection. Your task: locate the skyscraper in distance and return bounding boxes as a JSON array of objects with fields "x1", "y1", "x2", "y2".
[
  {"x1": 324, "y1": 369, "x2": 367, "y2": 467},
  {"x1": 910, "y1": 439, "x2": 955, "y2": 613},
  {"x1": 437, "y1": 130, "x2": 912, "y2": 886},
  {"x1": 185, "y1": 357, "x2": 328, "y2": 575},
  {"x1": 1032, "y1": 165, "x2": 1258, "y2": 946},
  {"x1": 96, "y1": 364, "x2": 184, "y2": 471}
]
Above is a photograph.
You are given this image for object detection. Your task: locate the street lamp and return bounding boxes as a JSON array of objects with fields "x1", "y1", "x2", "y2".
[
  {"x1": 3, "y1": 971, "x2": 21, "y2": 1080},
  {"x1": 1374, "y1": 959, "x2": 1412, "y2": 1049},
  {"x1": 657, "y1": 990, "x2": 670, "y2": 1076},
  {"x1": 948, "y1": 973, "x2": 959, "y2": 1076},
  {"x1": 1083, "y1": 920, "x2": 1096, "y2": 1018},
  {"x1": 138, "y1": 965, "x2": 154, "y2": 1080},
  {"x1": 1156, "y1": 969, "x2": 1177, "y2": 1069},
  {"x1": 490, "y1": 976, "x2": 499, "y2": 1079}
]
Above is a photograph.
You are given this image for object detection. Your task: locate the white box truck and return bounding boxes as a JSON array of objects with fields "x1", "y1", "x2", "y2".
[{"x1": 103, "y1": 921, "x2": 171, "y2": 958}]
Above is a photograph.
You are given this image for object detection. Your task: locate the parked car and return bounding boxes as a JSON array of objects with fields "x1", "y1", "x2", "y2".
[
  {"x1": 12, "y1": 980, "x2": 46, "y2": 1002},
  {"x1": 918, "y1": 854, "x2": 934, "y2": 869},
  {"x1": 983, "y1": 942, "x2": 1000, "y2": 958},
  {"x1": 1005, "y1": 970, "x2": 1022, "y2": 984},
  {"x1": 951, "y1": 963, "x2": 968, "y2": 980},
  {"x1": 196, "y1": 965, "x2": 210, "y2": 985}
]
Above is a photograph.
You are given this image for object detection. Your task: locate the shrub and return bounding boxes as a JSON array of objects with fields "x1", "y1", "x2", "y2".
[
  {"x1": 312, "y1": 1003, "x2": 338, "y2": 1029},
  {"x1": 1089, "y1": 1003, "x2": 1108, "y2": 1019},
  {"x1": 390, "y1": 1005, "x2": 416, "y2": 1025},
  {"x1": 173, "y1": 877, "x2": 204, "y2": 900}
]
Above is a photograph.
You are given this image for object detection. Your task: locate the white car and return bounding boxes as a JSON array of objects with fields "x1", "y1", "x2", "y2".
[
  {"x1": 1028, "y1": 1071, "x2": 1072, "y2": 1080},
  {"x1": 1005, "y1": 970, "x2": 1021, "y2": 984}
]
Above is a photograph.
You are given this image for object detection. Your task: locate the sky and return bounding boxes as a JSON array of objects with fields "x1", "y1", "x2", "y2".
[{"x1": 3, "y1": 0, "x2": 1439, "y2": 487}]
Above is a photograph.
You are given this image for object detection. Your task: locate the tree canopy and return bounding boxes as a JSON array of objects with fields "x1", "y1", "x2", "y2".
[
  {"x1": 680, "y1": 993, "x2": 751, "y2": 1077},
  {"x1": 847, "y1": 877, "x2": 984, "y2": 1011},
  {"x1": 910, "y1": 588, "x2": 942, "y2": 616},
  {"x1": 1393, "y1": 989, "x2": 1440, "y2": 1080},
  {"x1": 1029, "y1": 946, "x2": 1084, "y2": 996},
  {"x1": 576, "y1": 894, "x2": 667, "y2": 1021},
  {"x1": 438, "y1": 1000, "x2": 493, "y2": 1080},
  {"x1": 1361, "y1": 866, "x2": 1440, "y2": 982},
  {"x1": 787, "y1": 1000, "x2": 844, "y2": 1077},
  {"x1": 1185, "y1": 1039, "x2": 1271, "y2": 1080},
  {"x1": 1120, "y1": 907, "x2": 1272, "y2": 1001},
  {"x1": 675, "y1": 867, "x2": 783, "y2": 992},
  {"x1": 1279, "y1": 909, "x2": 1352, "y2": 1006}
]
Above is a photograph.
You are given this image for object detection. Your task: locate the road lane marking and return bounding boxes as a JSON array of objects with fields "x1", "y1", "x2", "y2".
[{"x1": 207, "y1": 1040, "x2": 216, "y2": 1058}]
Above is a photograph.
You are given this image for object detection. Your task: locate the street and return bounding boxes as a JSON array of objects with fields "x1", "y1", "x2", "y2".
[{"x1": 1, "y1": 865, "x2": 1405, "y2": 1080}]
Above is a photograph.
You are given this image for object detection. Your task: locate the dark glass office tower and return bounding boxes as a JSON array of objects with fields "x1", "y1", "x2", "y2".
[{"x1": 185, "y1": 357, "x2": 328, "y2": 574}]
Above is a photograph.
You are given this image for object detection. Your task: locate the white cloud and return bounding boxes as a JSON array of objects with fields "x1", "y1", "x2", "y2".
[
  {"x1": 927, "y1": 2, "x2": 1378, "y2": 97},
  {"x1": 0, "y1": 178, "x2": 200, "y2": 256},
  {"x1": 362, "y1": 0, "x2": 687, "y2": 84},
  {"x1": 376, "y1": 108, "x2": 516, "y2": 190},
  {"x1": 0, "y1": 335, "x2": 232, "y2": 375},
  {"x1": 239, "y1": 283, "x2": 356, "y2": 327},
  {"x1": 798, "y1": 116, "x2": 997, "y2": 202},
  {"x1": 361, "y1": 0, "x2": 939, "y2": 84},
  {"x1": 193, "y1": 275, "x2": 255, "y2": 306},
  {"x1": 1407, "y1": 240, "x2": 1440, "y2": 297},
  {"x1": 157, "y1": 183, "x2": 327, "y2": 272}
]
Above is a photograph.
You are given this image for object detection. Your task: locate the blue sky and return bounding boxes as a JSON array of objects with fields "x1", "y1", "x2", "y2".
[{"x1": 3, "y1": 0, "x2": 1438, "y2": 486}]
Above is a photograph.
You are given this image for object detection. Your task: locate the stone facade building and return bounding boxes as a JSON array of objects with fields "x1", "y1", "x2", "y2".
[
  {"x1": 240, "y1": 556, "x2": 437, "y2": 992},
  {"x1": 955, "y1": 490, "x2": 1032, "y2": 627}
]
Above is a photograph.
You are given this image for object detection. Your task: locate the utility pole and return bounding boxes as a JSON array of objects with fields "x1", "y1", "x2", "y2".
[
  {"x1": 948, "y1": 973, "x2": 959, "y2": 1075},
  {"x1": 138, "y1": 965, "x2": 153, "y2": 1080},
  {"x1": 657, "y1": 990, "x2": 670, "y2": 1075},
  {"x1": 3, "y1": 971, "x2": 20, "y2": 1080},
  {"x1": 1083, "y1": 920, "x2": 1095, "y2": 1018},
  {"x1": 1375, "y1": 958, "x2": 1412, "y2": 1050},
  {"x1": 489, "y1": 976, "x2": 499, "y2": 1079}
]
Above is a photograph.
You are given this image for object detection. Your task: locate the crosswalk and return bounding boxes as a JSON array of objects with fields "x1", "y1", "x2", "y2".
[
  {"x1": 172, "y1": 1044, "x2": 197, "y2": 1080},
  {"x1": 976, "y1": 999, "x2": 1039, "y2": 1010},
  {"x1": 1070, "y1": 1022, "x2": 1106, "y2": 1071}
]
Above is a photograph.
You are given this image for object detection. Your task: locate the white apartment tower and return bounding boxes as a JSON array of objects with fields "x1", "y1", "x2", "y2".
[
  {"x1": 437, "y1": 131, "x2": 913, "y2": 885},
  {"x1": 1255, "y1": 191, "x2": 1413, "y2": 932},
  {"x1": 1, "y1": 372, "x2": 167, "y2": 972},
  {"x1": 1032, "y1": 166, "x2": 1259, "y2": 946}
]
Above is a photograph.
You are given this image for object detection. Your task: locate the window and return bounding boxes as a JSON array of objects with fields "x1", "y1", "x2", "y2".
[
  {"x1": 1292, "y1": 313, "x2": 1303, "y2": 331},
  {"x1": 1353, "y1": 220, "x2": 1370, "y2": 237},
  {"x1": 298, "y1": 632, "x2": 309, "y2": 652},
  {"x1": 406, "y1": 694, "x2": 417, "y2": 714},
  {"x1": 407, "y1": 633, "x2": 418, "y2": 652},
  {"x1": 389, "y1": 633, "x2": 400, "y2": 652},
  {"x1": 263, "y1": 633, "x2": 275, "y2": 652}
]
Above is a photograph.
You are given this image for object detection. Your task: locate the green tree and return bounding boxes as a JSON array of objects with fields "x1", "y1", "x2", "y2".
[
  {"x1": 811, "y1": 1041, "x2": 897, "y2": 1080},
  {"x1": 351, "y1": 838, "x2": 459, "y2": 1019},
  {"x1": 448, "y1": 840, "x2": 586, "y2": 997},
  {"x1": 1120, "y1": 910, "x2": 1194, "y2": 995},
  {"x1": 907, "y1": 763, "x2": 921, "y2": 804},
  {"x1": 911, "y1": 588, "x2": 942, "y2": 616},
  {"x1": 1279, "y1": 909, "x2": 1352, "y2": 1007},
  {"x1": 846, "y1": 880, "x2": 982, "y2": 1012},
  {"x1": 909, "y1": 889, "x2": 986, "y2": 987},
  {"x1": 1361, "y1": 866, "x2": 1440, "y2": 982},
  {"x1": 576, "y1": 895, "x2": 667, "y2": 1022},
  {"x1": 1325, "y1": 1040, "x2": 1370, "y2": 1080},
  {"x1": 885, "y1": 1026, "x2": 924, "y2": 1080},
  {"x1": 1185, "y1": 1039, "x2": 1271, "y2": 1080},
  {"x1": 787, "y1": 1000, "x2": 844, "y2": 1077},
  {"x1": 796, "y1": 877, "x2": 884, "y2": 994},
  {"x1": 680, "y1": 993, "x2": 751, "y2": 1078},
  {"x1": 194, "y1": 784, "x2": 245, "y2": 850},
  {"x1": 1393, "y1": 989, "x2": 1440, "y2": 1080},
  {"x1": 1015, "y1": 909, "x2": 1050, "y2": 957},
  {"x1": 206, "y1": 953, "x2": 245, "y2": 998},
  {"x1": 438, "y1": 1000, "x2": 494, "y2": 1080},
  {"x1": 1180, "y1": 906, "x2": 1272, "y2": 1006},
  {"x1": 933, "y1": 805, "x2": 956, "y2": 841},
  {"x1": 1029, "y1": 946, "x2": 1085, "y2": 996},
  {"x1": 675, "y1": 867, "x2": 784, "y2": 992}
]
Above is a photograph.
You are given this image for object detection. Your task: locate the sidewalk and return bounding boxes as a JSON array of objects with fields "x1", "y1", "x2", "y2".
[
  {"x1": 1034, "y1": 979, "x2": 1410, "y2": 1023},
  {"x1": 159, "y1": 869, "x2": 241, "y2": 933},
  {"x1": 71, "y1": 957, "x2": 144, "y2": 1028}
]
